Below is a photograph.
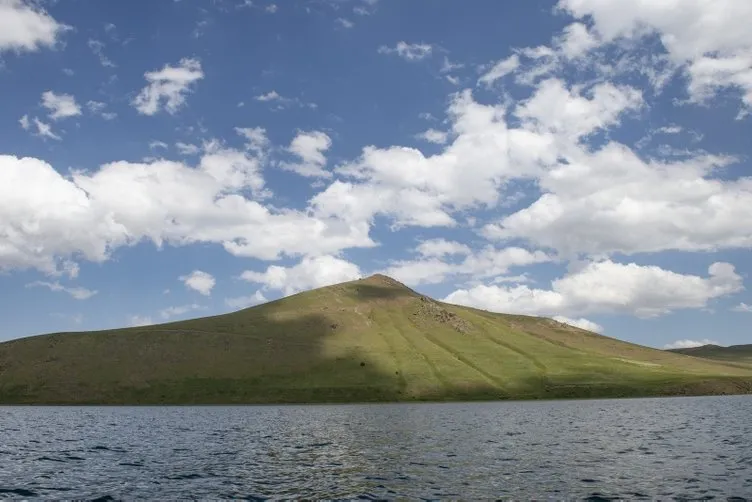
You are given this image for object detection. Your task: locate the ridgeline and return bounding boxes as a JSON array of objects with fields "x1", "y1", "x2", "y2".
[{"x1": 1, "y1": 275, "x2": 751, "y2": 404}]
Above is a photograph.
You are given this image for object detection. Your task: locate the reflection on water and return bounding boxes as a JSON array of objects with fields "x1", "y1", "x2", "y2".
[{"x1": 1, "y1": 396, "x2": 751, "y2": 499}]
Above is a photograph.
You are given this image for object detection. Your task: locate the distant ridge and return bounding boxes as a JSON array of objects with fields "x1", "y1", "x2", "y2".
[
  {"x1": 1, "y1": 275, "x2": 751, "y2": 404},
  {"x1": 667, "y1": 344, "x2": 752, "y2": 367}
]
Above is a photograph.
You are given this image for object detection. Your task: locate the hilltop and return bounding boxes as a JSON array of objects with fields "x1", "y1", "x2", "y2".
[{"x1": 1, "y1": 274, "x2": 751, "y2": 404}]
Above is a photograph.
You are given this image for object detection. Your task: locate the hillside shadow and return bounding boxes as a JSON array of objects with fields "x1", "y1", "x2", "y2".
[
  {"x1": 344, "y1": 284, "x2": 417, "y2": 301},
  {"x1": 6, "y1": 291, "x2": 750, "y2": 404}
]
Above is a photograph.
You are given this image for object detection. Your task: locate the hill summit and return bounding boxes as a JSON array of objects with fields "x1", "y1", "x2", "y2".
[{"x1": 1, "y1": 275, "x2": 751, "y2": 404}]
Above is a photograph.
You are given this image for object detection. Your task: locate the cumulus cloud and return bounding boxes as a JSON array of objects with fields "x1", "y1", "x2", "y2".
[
  {"x1": 0, "y1": 0, "x2": 68, "y2": 53},
  {"x1": 0, "y1": 153, "x2": 373, "y2": 276},
  {"x1": 663, "y1": 339, "x2": 720, "y2": 350},
  {"x1": 382, "y1": 246, "x2": 551, "y2": 286},
  {"x1": 445, "y1": 261, "x2": 743, "y2": 319},
  {"x1": 87, "y1": 39, "x2": 115, "y2": 68},
  {"x1": 41, "y1": 91, "x2": 82, "y2": 120},
  {"x1": 558, "y1": 0, "x2": 752, "y2": 110},
  {"x1": 731, "y1": 302, "x2": 752, "y2": 313},
  {"x1": 149, "y1": 140, "x2": 168, "y2": 151},
  {"x1": 484, "y1": 142, "x2": 752, "y2": 257},
  {"x1": 235, "y1": 127, "x2": 269, "y2": 156},
  {"x1": 552, "y1": 315, "x2": 604, "y2": 333},
  {"x1": 132, "y1": 58, "x2": 204, "y2": 115},
  {"x1": 129, "y1": 315, "x2": 154, "y2": 327},
  {"x1": 179, "y1": 270, "x2": 215, "y2": 296},
  {"x1": 241, "y1": 255, "x2": 361, "y2": 295},
  {"x1": 478, "y1": 54, "x2": 520, "y2": 87},
  {"x1": 280, "y1": 131, "x2": 332, "y2": 178},
  {"x1": 159, "y1": 303, "x2": 205, "y2": 320},
  {"x1": 255, "y1": 90, "x2": 282, "y2": 102},
  {"x1": 416, "y1": 129, "x2": 448, "y2": 144},
  {"x1": 415, "y1": 238, "x2": 471, "y2": 258},
  {"x1": 26, "y1": 117, "x2": 61, "y2": 140},
  {"x1": 225, "y1": 290, "x2": 267, "y2": 309},
  {"x1": 173, "y1": 142, "x2": 198, "y2": 155},
  {"x1": 336, "y1": 18, "x2": 354, "y2": 29},
  {"x1": 26, "y1": 280, "x2": 97, "y2": 300},
  {"x1": 378, "y1": 42, "x2": 433, "y2": 61},
  {"x1": 86, "y1": 100, "x2": 116, "y2": 120}
]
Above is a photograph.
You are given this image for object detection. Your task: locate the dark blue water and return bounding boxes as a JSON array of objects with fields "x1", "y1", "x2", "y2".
[{"x1": 1, "y1": 396, "x2": 751, "y2": 500}]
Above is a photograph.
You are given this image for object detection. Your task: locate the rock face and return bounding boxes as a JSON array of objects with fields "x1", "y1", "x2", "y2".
[{"x1": 417, "y1": 296, "x2": 474, "y2": 334}]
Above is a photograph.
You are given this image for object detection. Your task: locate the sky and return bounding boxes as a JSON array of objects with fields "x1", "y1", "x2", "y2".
[{"x1": 1, "y1": 0, "x2": 751, "y2": 349}]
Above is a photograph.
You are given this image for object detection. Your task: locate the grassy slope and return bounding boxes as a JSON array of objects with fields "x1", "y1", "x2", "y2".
[
  {"x1": 1, "y1": 275, "x2": 751, "y2": 404},
  {"x1": 668, "y1": 345, "x2": 752, "y2": 368}
]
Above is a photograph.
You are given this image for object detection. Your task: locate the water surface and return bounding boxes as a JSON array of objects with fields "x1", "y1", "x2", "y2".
[{"x1": 1, "y1": 396, "x2": 751, "y2": 499}]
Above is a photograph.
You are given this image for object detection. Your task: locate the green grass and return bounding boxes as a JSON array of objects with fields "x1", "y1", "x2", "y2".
[
  {"x1": 1, "y1": 274, "x2": 751, "y2": 404},
  {"x1": 667, "y1": 344, "x2": 752, "y2": 368}
]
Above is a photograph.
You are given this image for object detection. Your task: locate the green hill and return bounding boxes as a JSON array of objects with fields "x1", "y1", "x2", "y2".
[
  {"x1": 668, "y1": 344, "x2": 752, "y2": 368},
  {"x1": 1, "y1": 274, "x2": 751, "y2": 404}
]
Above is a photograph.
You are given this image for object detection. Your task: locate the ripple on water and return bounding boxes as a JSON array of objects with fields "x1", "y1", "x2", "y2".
[
  {"x1": 1, "y1": 397, "x2": 751, "y2": 499},
  {"x1": 0, "y1": 489, "x2": 37, "y2": 497}
]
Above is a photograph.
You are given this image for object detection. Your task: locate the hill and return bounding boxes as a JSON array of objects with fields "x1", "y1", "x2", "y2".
[
  {"x1": 1, "y1": 275, "x2": 751, "y2": 404},
  {"x1": 668, "y1": 344, "x2": 752, "y2": 368}
]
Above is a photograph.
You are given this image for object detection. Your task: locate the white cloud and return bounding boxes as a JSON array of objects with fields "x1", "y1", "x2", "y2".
[
  {"x1": 129, "y1": 315, "x2": 154, "y2": 327},
  {"x1": 478, "y1": 54, "x2": 520, "y2": 87},
  {"x1": 378, "y1": 42, "x2": 433, "y2": 61},
  {"x1": 241, "y1": 255, "x2": 361, "y2": 295},
  {"x1": 416, "y1": 238, "x2": 471, "y2": 258},
  {"x1": 175, "y1": 142, "x2": 200, "y2": 155},
  {"x1": 255, "y1": 90, "x2": 282, "y2": 102},
  {"x1": 160, "y1": 303, "x2": 205, "y2": 320},
  {"x1": 265, "y1": 4, "x2": 277, "y2": 13},
  {"x1": 132, "y1": 58, "x2": 204, "y2": 115},
  {"x1": 225, "y1": 290, "x2": 267, "y2": 309},
  {"x1": 41, "y1": 91, "x2": 82, "y2": 120},
  {"x1": 149, "y1": 140, "x2": 168, "y2": 151},
  {"x1": 235, "y1": 127, "x2": 269, "y2": 156},
  {"x1": 555, "y1": 22, "x2": 599, "y2": 59},
  {"x1": 552, "y1": 315, "x2": 604, "y2": 333},
  {"x1": 0, "y1": 153, "x2": 373, "y2": 276},
  {"x1": 514, "y1": 79, "x2": 643, "y2": 141},
  {"x1": 312, "y1": 89, "x2": 546, "y2": 228},
  {"x1": 416, "y1": 129, "x2": 448, "y2": 145},
  {"x1": 383, "y1": 246, "x2": 551, "y2": 286},
  {"x1": 664, "y1": 339, "x2": 720, "y2": 350},
  {"x1": 26, "y1": 280, "x2": 97, "y2": 300},
  {"x1": 731, "y1": 302, "x2": 752, "y2": 313},
  {"x1": 0, "y1": 0, "x2": 68, "y2": 53},
  {"x1": 281, "y1": 130, "x2": 332, "y2": 178},
  {"x1": 445, "y1": 260, "x2": 743, "y2": 319},
  {"x1": 85, "y1": 101, "x2": 117, "y2": 120},
  {"x1": 336, "y1": 18, "x2": 354, "y2": 29},
  {"x1": 179, "y1": 270, "x2": 215, "y2": 296},
  {"x1": 484, "y1": 142, "x2": 752, "y2": 257},
  {"x1": 87, "y1": 39, "x2": 115, "y2": 68},
  {"x1": 440, "y1": 56, "x2": 464, "y2": 74},
  {"x1": 31, "y1": 117, "x2": 61, "y2": 140},
  {"x1": 86, "y1": 100, "x2": 106, "y2": 113},
  {"x1": 19, "y1": 114, "x2": 30, "y2": 130},
  {"x1": 558, "y1": 0, "x2": 752, "y2": 110}
]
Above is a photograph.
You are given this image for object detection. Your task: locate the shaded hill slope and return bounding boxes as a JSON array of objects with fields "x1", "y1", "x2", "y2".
[
  {"x1": 668, "y1": 344, "x2": 752, "y2": 368},
  {"x1": 1, "y1": 275, "x2": 751, "y2": 404}
]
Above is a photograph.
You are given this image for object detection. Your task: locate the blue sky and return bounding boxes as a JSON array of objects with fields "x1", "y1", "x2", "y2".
[{"x1": 1, "y1": 0, "x2": 751, "y2": 349}]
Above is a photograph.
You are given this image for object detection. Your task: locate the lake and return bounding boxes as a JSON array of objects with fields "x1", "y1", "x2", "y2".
[{"x1": 1, "y1": 396, "x2": 750, "y2": 499}]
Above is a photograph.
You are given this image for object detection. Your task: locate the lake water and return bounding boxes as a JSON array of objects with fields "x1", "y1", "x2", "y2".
[{"x1": 1, "y1": 396, "x2": 751, "y2": 500}]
